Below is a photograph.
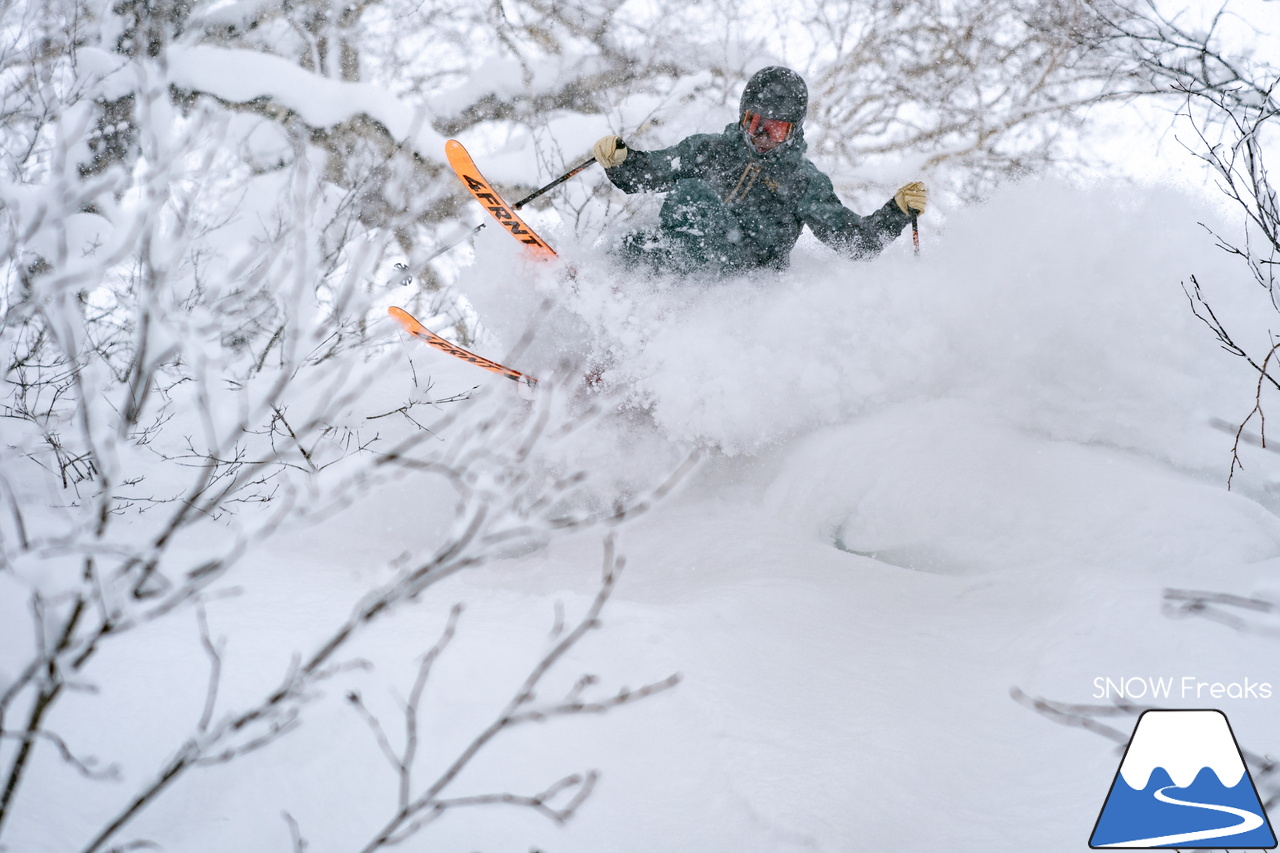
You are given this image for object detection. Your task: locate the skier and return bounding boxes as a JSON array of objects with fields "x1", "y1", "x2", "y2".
[{"x1": 592, "y1": 66, "x2": 926, "y2": 273}]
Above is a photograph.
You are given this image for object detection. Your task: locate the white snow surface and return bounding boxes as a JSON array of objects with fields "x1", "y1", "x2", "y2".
[{"x1": 8, "y1": 177, "x2": 1280, "y2": 852}]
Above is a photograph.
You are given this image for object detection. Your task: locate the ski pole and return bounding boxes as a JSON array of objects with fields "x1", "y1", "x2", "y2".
[
  {"x1": 422, "y1": 223, "x2": 485, "y2": 265},
  {"x1": 910, "y1": 210, "x2": 920, "y2": 256},
  {"x1": 417, "y1": 140, "x2": 625, "y2": 270},
  {"x1": 509, "y1": 143, "x2": 616, "y2": 209}
]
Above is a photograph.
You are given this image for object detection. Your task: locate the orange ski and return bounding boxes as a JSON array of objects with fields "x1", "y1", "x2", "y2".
[
  {"x1": 445, "y1": 139, "x2": 557, "y2": 260},
  {"x1": 388, "y1": 306, "x2": 536, "y2": 387}
]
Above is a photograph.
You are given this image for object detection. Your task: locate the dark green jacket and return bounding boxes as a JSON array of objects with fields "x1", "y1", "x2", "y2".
[{"x1": 604, "y1": 123, "x2": 911, "y2": 268}]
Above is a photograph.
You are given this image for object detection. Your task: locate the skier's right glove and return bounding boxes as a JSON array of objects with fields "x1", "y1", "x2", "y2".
[{"x1": 593, "y1": 135, "x2": 628, "y2": 169}]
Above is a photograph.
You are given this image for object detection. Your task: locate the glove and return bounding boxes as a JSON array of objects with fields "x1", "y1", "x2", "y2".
[
  {"x1": 593, "y1": 135, "x2": 628, "y2": 169},
  {"x1": 894, "y1": 181, "x2": 927, "y2": 215}
]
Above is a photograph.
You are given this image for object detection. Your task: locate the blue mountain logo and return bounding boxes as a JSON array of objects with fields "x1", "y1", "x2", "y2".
[{"x1": 1091, "y1": 709, "x2": 1276, "y2": 848}]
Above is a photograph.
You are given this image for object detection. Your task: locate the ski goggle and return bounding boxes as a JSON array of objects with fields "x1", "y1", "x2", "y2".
[{"x1": 742, "y1": 111, "x2": 793, "y2": 145}]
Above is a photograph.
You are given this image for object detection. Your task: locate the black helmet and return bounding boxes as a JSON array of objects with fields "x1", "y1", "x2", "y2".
[{"x1": 740, "y1": 66, "x2": 808, "y2": 125}]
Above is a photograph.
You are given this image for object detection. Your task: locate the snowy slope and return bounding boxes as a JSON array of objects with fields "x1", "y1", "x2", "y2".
[{"x1": 7, "y1": 178, "x2": 1280, "y2": 853}]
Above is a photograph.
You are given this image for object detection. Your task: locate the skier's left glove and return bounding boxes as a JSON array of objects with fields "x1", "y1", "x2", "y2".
[
  {"x1": 593, "y1": 135, "x2": 628, "y2": 168},
  {"x1": 894, "y1": 181, "x2": 927, "y2": 215}
]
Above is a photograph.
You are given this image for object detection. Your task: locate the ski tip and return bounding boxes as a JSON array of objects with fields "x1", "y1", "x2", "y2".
[{"x1": 388, "y1": 306, "x2": 429, "y2": 338}]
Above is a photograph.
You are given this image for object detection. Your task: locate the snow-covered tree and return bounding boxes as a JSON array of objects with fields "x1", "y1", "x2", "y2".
[{"x1": 0, "y1": 0, "x2": 687, "y2": 847}]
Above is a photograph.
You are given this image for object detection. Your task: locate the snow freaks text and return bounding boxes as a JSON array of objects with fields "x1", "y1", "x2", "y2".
[{"x1": 1092, "y1": 677, "x2": 1274, "y2": 701}]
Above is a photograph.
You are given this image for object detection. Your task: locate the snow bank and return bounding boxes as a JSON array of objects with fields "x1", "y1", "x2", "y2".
[{"x1": 10, "y1": 173, "x2": 1280, "y2": 853}]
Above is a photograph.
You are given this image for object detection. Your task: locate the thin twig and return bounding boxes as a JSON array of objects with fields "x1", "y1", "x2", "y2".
[
  {"x1": 282, "y1": 811, "x2": 307, "y2": 853},
  {"x1": 194, "y1": 601, "x2": 222, "y2": 734},
  {"x1": 355, "y1": 537, "x2": 681, "y2": 853}
]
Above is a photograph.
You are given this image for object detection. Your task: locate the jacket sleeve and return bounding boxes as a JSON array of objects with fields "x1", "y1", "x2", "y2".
[
  {"x1": 799, "y1": 168, "x2": 912, "y2": 259},
  {"x1": 602, "y1": 135, "x2": 717, "y2": 194}
]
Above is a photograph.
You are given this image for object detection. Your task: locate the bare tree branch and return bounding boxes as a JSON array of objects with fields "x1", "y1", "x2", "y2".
[{"x1": 354, "y1": 536, "x2": 682, "y2": 853}]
